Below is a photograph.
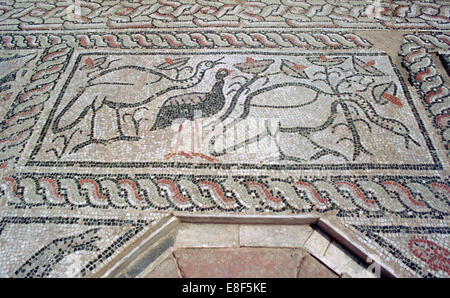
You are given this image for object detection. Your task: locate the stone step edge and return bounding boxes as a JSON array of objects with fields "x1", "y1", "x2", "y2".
[
  {"x1": 92, "y1": 215, "x2": 179, "y2": 277},
  {"x1": 317, "y1": 218, "x2": 399, "y2": 278},
  {"x1": 92, "y1": 213, "x2": 400, "y2": 278},
  {"x1": 174, "y1": 212, "x2": 319, "y2": 225},
  {"x1": 176, "y1": 213, "x2": 400, "y2": 278}
]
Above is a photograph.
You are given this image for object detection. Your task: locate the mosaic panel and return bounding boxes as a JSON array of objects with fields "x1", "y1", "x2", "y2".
[
  {"x1": 0, "y1": 0, "x2": 449, "y2": 278},
  {"x1": 25, "y1": 51, "x2": 439, "y2": 170}
]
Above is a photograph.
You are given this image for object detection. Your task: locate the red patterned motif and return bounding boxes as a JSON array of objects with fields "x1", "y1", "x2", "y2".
[
  {"x1": 383, "y1": 181, "x2": 427, "y2": 207},
  {"x1": 198, "y1": 181, "x2": 235, "y2": 203},
  {"x1": 157, "y1": 179, "x2": 189, "y2": 203},
  {"x1": 245, "y1": 181, "x2": 282, "y2": 203},
  {"x1": 409, "y1": 237, "x2": 450, "y2": 274},
  {"x1": 79, "y1": 179, "x2": 106, "y2": 200}
]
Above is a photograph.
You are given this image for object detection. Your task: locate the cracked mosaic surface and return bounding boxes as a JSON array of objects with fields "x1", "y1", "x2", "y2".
[{"x1": 0, "y1": 0, "x2": 449, "y2": 278}]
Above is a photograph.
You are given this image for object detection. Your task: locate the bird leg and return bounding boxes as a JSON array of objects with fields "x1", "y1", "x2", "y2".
[
  {"x1": 195, "y1": 120, "x2": 201, "y2": 152},
  {"x1": 165, "y1": 124, "x2": 192, "y2": 159},
  {"x1": 175, "y1": 123, "x2": 183, "y2": 153},
  {"x1": 115, "y1": 108, "x2": 124, "y2": 138},
  {"x1": 122, "y1": 107, "x2": 149, "y2": 136},
  {"x1": 111, "y1": 108, "x2": 139, "y2": 140},
  {"x1": 190, "y1": 119, "x2": 217, "y2": 162},
  {"x1": 89, "y1": 104, "x2": 96, "y2": 140},
  {"x1": 165, "y1": 122, "x2": 217, "y2": 162}
]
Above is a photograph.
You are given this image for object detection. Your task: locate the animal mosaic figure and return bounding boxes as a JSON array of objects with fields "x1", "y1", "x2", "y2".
[
  {"x1": 150, "y1": 68, "x2": 232, "y2": 160},
  {"x1": 14, "y1": 228, "x2": 100, "y2": 278},
  {"x1": 51, "y1": 56, "x2": 225, "y2": 152}
]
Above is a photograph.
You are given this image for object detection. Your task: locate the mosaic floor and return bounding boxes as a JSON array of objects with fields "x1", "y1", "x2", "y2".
[{"x1": 0, "y1": 0, "x2": 449, "y2": 278}]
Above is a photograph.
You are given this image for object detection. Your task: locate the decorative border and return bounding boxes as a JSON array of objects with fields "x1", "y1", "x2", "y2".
[
  {"x1": 399, "y1": 33, "x2": 450, "y2": 155},
  {"x1": 0, "y1": 0, "x2": 448, "y2": 31},
  {"x1": 0, "y1": 28, "x2": 448, "y2": 278},
  {"x1": 0, "y1": 42, "x2": 73, "y2": 170},
  {"x1": 0, "y1": 31, "x2": 373, "y2": 49},
  {"x1": 1, "y1": 174, "x2": 448, "y2": 218},
  {"x1": 350, "y1": 224, "x2": 450, "y2": 278}
]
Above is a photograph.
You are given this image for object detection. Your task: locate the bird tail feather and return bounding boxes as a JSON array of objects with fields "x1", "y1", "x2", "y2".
[{"x1": 149, "y1": 107, "x2": 172, "y2": 131}]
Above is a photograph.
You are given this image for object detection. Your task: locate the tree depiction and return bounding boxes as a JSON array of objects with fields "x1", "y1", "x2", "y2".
[{"x1": 206, "y1": 55, "x2": 420, "y2": 163}]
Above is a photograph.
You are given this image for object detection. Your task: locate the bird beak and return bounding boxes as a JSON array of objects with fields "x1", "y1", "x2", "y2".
[{"x1": 213, "y1": 56, "x2": 225, "y2": 65}]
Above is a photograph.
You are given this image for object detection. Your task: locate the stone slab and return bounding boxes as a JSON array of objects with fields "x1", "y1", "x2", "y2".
[
  {"x1": 174, "y1": 223, "x2": 239, "y2": 248},
  {"x1": 144, "y1": 255, "x2": 180, "y2": 278},
  {"x1": 297, "y1": 254, "x2": 339, "y2": 278},
  {"x1": 173, "y1": 248, "x2": 305, "y2": 278},
  {"x1": 239, "y1": 224, "x2": 313, "y2": 247},
  {"x1": 324, "y1": 241, "x2": 377, "y2": 278},
  {"x1": 303, "y1": 229, "x2": 332, "y2": 256}
]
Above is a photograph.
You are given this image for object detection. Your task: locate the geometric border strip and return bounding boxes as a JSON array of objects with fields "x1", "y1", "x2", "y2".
[
  {"x1": 0, "y1": 0, "x2": 449, "y2": 31},
  {"x1": 0, "y1": 43, "x2": 73, "y2": 170},
  {"x1": 0, "y1": 31, "x2": 373, "y2": 49},
  {"x1": 1, "y1": 174, "x2": 449, "y2": 217},
  {"x1": 399, "y1": 33, "x2": 450, "y2": 155}
]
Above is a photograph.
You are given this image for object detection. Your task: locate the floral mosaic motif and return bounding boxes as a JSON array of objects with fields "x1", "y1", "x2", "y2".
[
  {"x1": 210, "y1": 53, "x2": 423, "y2": 163},
  {"x1": 409, "y1": 237, "x2": 450, "y2": 274}
]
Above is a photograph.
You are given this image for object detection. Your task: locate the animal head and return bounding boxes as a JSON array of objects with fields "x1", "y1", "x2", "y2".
[
  {"x1": 216, "y1": 68, "x2": 232, "y2": 79},
  {"x1": 197, "y1": 56, "x2": 225, "y2": 71}
]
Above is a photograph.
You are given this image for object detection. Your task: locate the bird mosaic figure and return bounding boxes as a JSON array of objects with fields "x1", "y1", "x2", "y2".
[
  {"x1": 150, "y1": 68, "x2": 232, "y2": 160},
  {"x1": 51, "y1": 57, "x2": 225, "y2": 143}
]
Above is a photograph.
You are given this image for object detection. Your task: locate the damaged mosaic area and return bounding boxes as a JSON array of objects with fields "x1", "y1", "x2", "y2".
[{"x1": 0, "y1": 0, "x2": 449, "y2": 278}]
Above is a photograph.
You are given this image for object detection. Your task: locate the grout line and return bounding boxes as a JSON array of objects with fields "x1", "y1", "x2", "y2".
[
  {"x1": 305, "y1": 247, "x2": 343, "y2": 277},
  {"x1": 136, "y1": 248, "x2": 172, "y2": 278},
  {"x1": 323, "y1": 238, "x2": 333, "y2": 255},
  {"x1": 301, "y1": 229, "x2": 315, "y2": 249},
  {"x1": 238, "y1": 224, "x2": 241, "y2": 247},
  {"x1": 295, "y1": 254, "x2": 306, "y2": 278},
  {"x1": 172, "y1": 250, "x2": 185, "y2": 278}
]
